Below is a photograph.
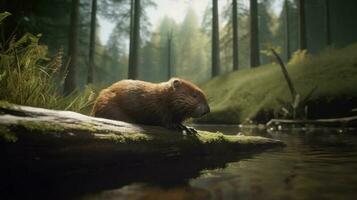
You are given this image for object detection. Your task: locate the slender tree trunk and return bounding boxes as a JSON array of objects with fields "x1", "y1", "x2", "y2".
[
  {"x1": 298, "y1": 0, "x2": 307, "y2": 50},
  {"x1": 128, "y1": 0, "x2": 134, "y2": 78},
  {"x1": 64, "y1": 0, "x2": 79, "y2": 94},
  {"x1": 284, "y1": 0, "x2": 291, "y2": 61},
  {"x1": 249, "y1": 0, "x2": 260, "y2": 67},
  {"x1": 325, "y1": 0, "x2": 331, "y2": 46},
  {"x1": 232, "y1": 0, "x2": 239, "y2": 71},
  {"x1": 128, "y1": 0, "x2": 140, "y2": 80},
  {"x1": 167, "y1": 31, "x2": 172, "y2": 79},
  {"x1": 211, "y1": 0, "x2": 220, "y2": 77},
  {"x1": 87, "y1": 0, "x2": 97, "y2": 84}
]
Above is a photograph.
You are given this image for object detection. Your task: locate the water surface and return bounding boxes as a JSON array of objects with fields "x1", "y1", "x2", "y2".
[
  {"x1": 80, "y1": 125, "x2": 357, "y2": 200},
  {"x1": 3, "y1": 125, "x2": 357, "y2": 200}
]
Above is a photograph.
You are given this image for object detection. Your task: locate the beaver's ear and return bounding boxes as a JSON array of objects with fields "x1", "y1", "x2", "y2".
[{"x1": 172, "y1": 79, "x2": 181, "y2": 89}]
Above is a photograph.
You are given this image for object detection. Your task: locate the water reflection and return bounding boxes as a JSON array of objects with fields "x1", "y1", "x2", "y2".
[
  {"x1": 84, "y1": 126, "x2": 357, "y2": 200},
  {"x1": 2, "y1": 125, "x2": 357, "y2": 200},
  {"x1": 0, "y1": 133, "x2": 271, "y2": 200},
  {"x1": 81, "y1": 184, "x2": 210, "y2": 200},
  {"x1": 189, "y1": 125, "x2": 357, "y2": 200}
]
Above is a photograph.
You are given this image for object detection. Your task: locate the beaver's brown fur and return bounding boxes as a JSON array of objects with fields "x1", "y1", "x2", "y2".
[{"x1": 91, "y1": 78, "x2": 210, "y2": 133}]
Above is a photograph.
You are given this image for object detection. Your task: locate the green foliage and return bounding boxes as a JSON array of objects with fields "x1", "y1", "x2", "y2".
[
  {"x1": 0, "y1": 12, "x2": 11, "y2": 24},
  {"x1": 196, "y1": 44, "x2": 357, "y2": 124},
  {"x1": 0, "y1": 13, "x2": 95, "y2": 113}
]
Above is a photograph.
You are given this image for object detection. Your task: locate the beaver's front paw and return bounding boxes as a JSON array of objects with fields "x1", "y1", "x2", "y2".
[
  {"x1": 181, "y1": 125, "x2": 197, "y2": 135},
  {"x1": 166, "y1": 123, "x2": 197, "y2": 135}
]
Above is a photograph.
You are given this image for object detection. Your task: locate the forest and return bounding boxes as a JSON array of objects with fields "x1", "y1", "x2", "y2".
[
  {"x1": 1, "y1": 0, "x2": 357, "y2": 121},
  {"x1": 1, "y1": 0, "x2": 357, "y2": 199}
]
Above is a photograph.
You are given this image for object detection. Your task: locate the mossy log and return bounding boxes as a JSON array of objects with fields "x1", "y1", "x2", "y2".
[{"x1": 0, "y1": 102, "x2": 283, "y2": 172}]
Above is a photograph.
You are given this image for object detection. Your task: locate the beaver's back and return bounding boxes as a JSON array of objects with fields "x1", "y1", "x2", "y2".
[{"x1": 91, "y1": 80, "x2": 169, "y2": 125}]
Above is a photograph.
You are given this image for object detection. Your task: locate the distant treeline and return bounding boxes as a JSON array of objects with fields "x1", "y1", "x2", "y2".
[{"x1": 1, "y1": 0, "x2": 357, "y2": 92}]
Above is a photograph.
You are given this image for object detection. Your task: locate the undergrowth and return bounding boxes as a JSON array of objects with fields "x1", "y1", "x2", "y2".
[{"x1": 0, "y1": 12, "x2": 95, "y2": 114}]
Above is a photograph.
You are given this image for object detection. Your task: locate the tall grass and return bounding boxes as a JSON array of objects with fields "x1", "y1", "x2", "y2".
[{"x1": 0, "y1": 12, "x2": 95, "y2": 114}]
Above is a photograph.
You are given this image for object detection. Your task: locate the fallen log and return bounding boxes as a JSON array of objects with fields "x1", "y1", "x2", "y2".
[
  {"x1": 0, "y1": 101, "x2": 283, "y2": 173},
  {"x1": 266, "y1": 116, "x2": 357, "y2": 128}
]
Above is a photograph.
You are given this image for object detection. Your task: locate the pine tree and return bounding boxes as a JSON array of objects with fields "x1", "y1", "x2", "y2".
[
  {"x1": 284, "y1": 0, "x2": 291, "y2": 60},
  {"x1": 250, "y1": 0, "x2": 260, "y2": 67},
  {"x1": 232, "y1": 0, "x2": 239, "y2": 70},
  {"x1": 211, "y1": 0, "x2": 221, "y2": 76},
  {"x1": 128, "y1": 0, "x2": 140, "y2": 79},
  {"x1": 64, "y1": 0, "x2": 80, "y2": 94},
  {"x1": 325, "y1": 0, "x2": 331, "y2": 46},
  {"x1": 87, "y1": 0, "x2": 97, "y2": 84},
  {"x1": 299, "y1": 0, "x2": 307, "y2": 50}
]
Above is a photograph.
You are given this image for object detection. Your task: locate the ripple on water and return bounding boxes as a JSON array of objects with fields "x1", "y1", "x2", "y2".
[
  {"x1": 76, "y1": 126, "x2": 357, "y2": 200},
  {"x1": 188, "y1": 126, "x2": 357, "y2": 200}
]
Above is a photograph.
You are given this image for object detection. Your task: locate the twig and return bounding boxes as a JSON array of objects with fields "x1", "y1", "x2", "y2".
[
  {"x1": 266, "y1": 116, "x2": 357, "y2": 128},
  {"x1": 271, "y1": 49, "x2": 297, "y2": 100}
]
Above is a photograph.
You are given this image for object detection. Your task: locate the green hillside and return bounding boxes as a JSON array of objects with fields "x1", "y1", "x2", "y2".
[{"x1": 196, "y1": 44, "x2": 357, "y2": 124}]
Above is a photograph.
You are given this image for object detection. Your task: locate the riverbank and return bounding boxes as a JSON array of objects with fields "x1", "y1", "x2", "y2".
[{"x1": 196, "y1": 44, "x2": 357, "y2": 124}]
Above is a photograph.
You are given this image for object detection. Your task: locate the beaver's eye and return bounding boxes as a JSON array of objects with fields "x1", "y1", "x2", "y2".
[{"x1": 192, "y1": 93, "x2": 198, "y2": 98}]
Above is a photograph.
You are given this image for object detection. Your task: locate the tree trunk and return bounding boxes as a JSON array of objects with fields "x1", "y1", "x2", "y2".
[
  {"x1": 325, "y1": 0, "x2": 331, "y2": 46},
  {"x1": 211, "y1": 0, "x2": 221, "y2": 77},
  {"x1": 250, "y1": 0, "x2": 260, "y2": 67},
  {"x1": 298, "y1": 0, "x2": 307, "y2": 50},
  {"x1": 167, "y1": 31, "x2": 173, "y2": 79},
  {"x1": 128, "y1": 0, "x2": 134, "y2": 78},
  {"x1": 64, "y1": 0, "x2": 79, "y2": 94},
  {"x1": 128, "y1": 0, "x2": 140, "y2": 80},
  {"x1": 87, "y1": 0, "x2": 97, "y2": 84},
  {"x1": 232, "y1": 0, "x2": 239, "y2": 71},
  {"x1": 284, "y1": 0, "x2": 291, "y2": 61}
]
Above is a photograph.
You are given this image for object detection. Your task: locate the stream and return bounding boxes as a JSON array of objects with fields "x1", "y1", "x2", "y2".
[
  {"x1": 80, "y1": 125, "x2": 357, "y2": 200},
  {"x1": 3, "y1": 125, "x2": 357, "y2": 200}
]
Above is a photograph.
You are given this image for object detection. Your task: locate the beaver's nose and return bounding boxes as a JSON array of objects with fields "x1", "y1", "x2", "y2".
[{"x1": 202, "y1": 103, "x2": 210, "y2": 115}]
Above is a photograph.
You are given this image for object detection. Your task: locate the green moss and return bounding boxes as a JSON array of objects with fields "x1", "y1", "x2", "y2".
[
  {"x1": 0, "y1": 101, "x2": 14, "y2": 108},
  {"x1": 197, "y1": 131, "x2": 273, "y2": 145},
  {"x1": 197, "y1": 44, "x2": 357, "y2": 124},
  {"x1": 92, "y1": 128, "x2": 279, "y2": 148},
  {"x1": 73, "y1": 121, "x2": 98, "y2": 132},
  {"x1": 17, "y1": 121, "x2": 66, "y2": 133},
  {"x1": 0, "y1": 101, "x2": 18, "y2": 114},
  {"x1": 106, "y1": 132, "x2": 152, "y2": 143},
  {"x1": 0, "y1": 101, "x2": 283, "y2": 153}
]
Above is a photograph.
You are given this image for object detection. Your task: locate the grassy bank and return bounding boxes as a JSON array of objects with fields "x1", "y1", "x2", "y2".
[{"x1": 196, "y1": 44, "x2": 357, "y2": 124}]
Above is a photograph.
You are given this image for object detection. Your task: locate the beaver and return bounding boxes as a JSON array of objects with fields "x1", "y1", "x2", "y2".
[{"x1": 91, "y1": 78, "x2": 210, "y2": 134}]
